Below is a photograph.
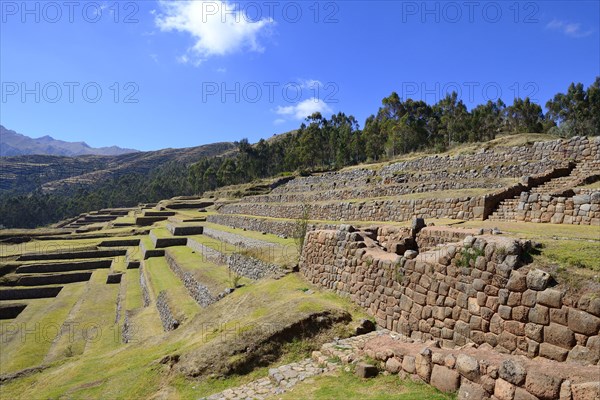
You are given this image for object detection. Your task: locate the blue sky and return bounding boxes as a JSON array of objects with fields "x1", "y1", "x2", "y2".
[{"x1": 1, "y1": 1, "x2": 598, "y2": 151}]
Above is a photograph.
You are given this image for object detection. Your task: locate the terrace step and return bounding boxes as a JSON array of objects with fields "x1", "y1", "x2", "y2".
[
  {"x1": 16, "y1": 259, "x2": 112, "y2": 274},
  {"x1": 0, "y1": 303, "x2": 27, "y2": 319},
  {"x1": 4, "y1": 272, "x2": 92, "y2": 286},
  {"x1": 17, "y1": 249, "x2": 127, "y2": 262},
  {"x1": 0, "y1": 286, "x2": 63, "y2": 300}
]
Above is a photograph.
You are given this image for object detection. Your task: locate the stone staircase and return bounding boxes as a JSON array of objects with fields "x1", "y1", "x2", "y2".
[
  {"x1": 487, "y1": 198, "x2": 521, "y2": 222},
  {"x1": 530, "y1": 160, "x2": 599, "y2": 195},
  {"x1": 488, "y1": 160, "x2": 599, "y2": 222}
]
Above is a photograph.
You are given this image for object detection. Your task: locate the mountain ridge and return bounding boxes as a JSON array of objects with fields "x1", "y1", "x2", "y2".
[{"x1": 0, "y1": 125, "x2": 140, "y2": 157}]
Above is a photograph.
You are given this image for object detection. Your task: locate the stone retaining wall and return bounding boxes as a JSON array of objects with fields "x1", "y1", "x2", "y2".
[
  {"x1": 203, "y1": 227, "x2": 276, "y2": 249},
  {"x1": 512, "y1": 192, "x2": 600, "y2": 225},
  {"x1": 164, "y1": 250, "x2": 216, "y2": 307},
  {"x1": 17, "y1": 249, "x2": 126, "y2": 261},
  {"x1": 300, "y1": 227, "x2": 600, "y2": 365},
  {"x1": 186, "y1": 238, "x2": 228, "y2": 264},
  {"x1": 15, "y1": 272, "x2": 92, "y2": 286},
  {"x1": 226, "y1": 253, "x2": 285, "y2": 280},
  {"x1": 219, "y1": 196, "x2": 486, "y2": 222},
  {"x1": 0, "y1": 286, "x2": 63, "y2": 300},
  {"x1": 139, "y1": 266, "x2": 150, "y2": 307},
  {"x1": 206, "y1": 214, "x2": 300, "y2": 237},
  {"x1": 315, "y1": 330, "x2": 600, "y2": 400},
  {"x1": 415, "y1": 226, "x2": 480, "y2": 251},
  {"x1": 156, "y1": 291, "x2": 179, "y2": 331},
  {"x1": 185, "y1": 238, "x2": 284, "y2": 280},
  {"x1": 15, "y1": 259, "x2": 112, "y2": 273},
  {"x1": 97, "y1": 239, "x2": 140, "y2": 247}
]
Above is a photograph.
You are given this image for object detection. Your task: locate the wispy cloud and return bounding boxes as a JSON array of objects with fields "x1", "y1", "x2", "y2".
[
  {"x1": 275, "y1": 98, "x2": 333, "y2": 120},
  {"x1": 546, "y1": 19, "x2": 593, "y2": 38},
  {"x1": 155, "y1": 1, "x2": 274, "y2": 66},
  {"x1": 273, "y1": 118, "x2": 286, "y2": 125}
]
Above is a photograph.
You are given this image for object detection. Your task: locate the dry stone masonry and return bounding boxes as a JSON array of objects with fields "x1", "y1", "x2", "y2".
[
  {"x1": 300, "y1": 226, "x2": 600, "y2": 365},
  {"x1": 215, "y1": 136, "x2": 599, "y2": 226},
  {"x1": 164, "y1": 250, "x2": 216, "y2": 307}
]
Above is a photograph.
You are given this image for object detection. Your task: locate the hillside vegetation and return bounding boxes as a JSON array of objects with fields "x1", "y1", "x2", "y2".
[{"x1": 0, "y1": 79, "x2": 597, "y2": 229}]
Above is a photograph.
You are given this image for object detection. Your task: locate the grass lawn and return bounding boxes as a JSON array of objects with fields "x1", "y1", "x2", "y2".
[
  {"x1": 166, "y1": 246, "x2": 250, "y2": 294},
  {"x1": 460, "y1": 220, "x2": 600, "y2": 273},
  {"x1": 43, "y1": 270, "x2": 121, "y2": 363},
  {"x1": 125, "y1": 268, "x2": 143, "y2": 310},
  {"x1": 150, "y1": 227, "x2": 174, "y2": 238},
  {"x1": 278, "y1": 369, "x2": 455, "y2": 400},
  {"x1": 577, "y1": 180, "x2": 600, "y2": 190},
  {"x1": 0, "y1": 282, "x2": 87, "y2": 374},
  {"x1": 203, "y1": 222, "x2": 295, "y2": 247},
  {"x1": 0, "y1": 274, "x2": 369, "y2": 399}
]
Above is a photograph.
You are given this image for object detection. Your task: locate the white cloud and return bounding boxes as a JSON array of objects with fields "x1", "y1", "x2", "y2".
[
  {"x1": 273, "y1": 118, "x2": 286, "y2": 125},
  {"x1": 298, "y1": 79, "x2": 323, "y2": 89},
  {"x1": 155, "y1": 1, "x2": 274, "y2": 65},
  {"x1": 275, "y1": 98, "x2": 333, "y2": 120},
  {"x1": 216, "y1": 67, "x2": 227, "y2": 73},
  {"x1": 546, "y1": 19, "x2": 593, "y2": 38}
]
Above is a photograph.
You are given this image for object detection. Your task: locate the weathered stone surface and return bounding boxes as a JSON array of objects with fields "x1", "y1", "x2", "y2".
[
  {"x1": 507, "y1": 271, "x2": 528, "y2": 292},
  {"x1": 499, "y1": 359, "x2": 527, "y2": 386},
  {"x1": 430, "y1": 365, "x2": 460, "y2": 393},
  {"x1": 355, "y1": 362, "x2": 378, "y2": 378},
  {"x1": 529, "y1": 305, "x2": 550, "y2": 325},
  {"x1": 544, "y1": 323, "x2": 576, "y2": 349},
  {"x1": 402, "y1": 355, "x2": 416, "y2": 374},
  {"x1": 415, "y1": 348, "x2": 432, "y2": 381},
  {"x1": 526, "y1": 269, "x2": 551, "y2": 291},
  {"x1": 567, "y1": 345, "x2": 599, "y2": 365},
  {"x1": 525, "y1": 323, "x2": 543, "y2": 342},
  {"x1": 571, "y1": 381, "x2": 600, "y2": 400},
  {"x1": 560, "y1": 380, "x2": 572, "y2": 400},
  {"x1": 525, "y1": 371, "x2": 562, "y2": 400},
  {"x1": 385, "y1": 357, "x2": 402, "y2": 373},
  {"x1": 537, "y1": 289, "x2": 563, "y2": 308},
  {"x1": 494, "y1": 378, "x2": 516, "y2": 400},
  {"x1": 568, "y1": 308, "x2": 600, "y2": 336},
  {"x1": 539, "y1": 342, "x2": 568, "y2": 361},
  {"x1": 458, "y1": 380, "x2": 488, "y2": 400},
  {"x1": 456, "y1": 354, "x2": 479, "y2": 382},
  {"x1": 514, "y1": 387, "x2": 539, "y2": 400}
]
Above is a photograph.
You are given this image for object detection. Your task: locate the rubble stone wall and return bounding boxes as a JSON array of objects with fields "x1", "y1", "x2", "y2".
[{"x1": 300, "y1": 228, "x2": 600, "y2": 365}]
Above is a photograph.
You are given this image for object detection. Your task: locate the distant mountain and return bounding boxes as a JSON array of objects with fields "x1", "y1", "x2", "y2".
[
  {"x1": 0, "y1": 125, "x2": 139, "y2": 157},
  {"x1": 0, "y1": 140, "x2": 237, "y2": 194}
]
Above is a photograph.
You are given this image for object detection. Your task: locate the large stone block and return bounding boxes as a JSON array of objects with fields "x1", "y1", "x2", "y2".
[
  {"x1": 568, "y1": 308, "x2": 600, "y2": 336},
  {"x1": 494, "y1": 378, "x2": 515, "y2": 400},
  {"x1": 544, "y1": 322, "x2": 576, "y2": 348},
  {"x1": 456, "y1": 354, "x2": 479, "y2": 382},
  {"x1": 430, "y1": 365, "x2": 460, "y2": 393},
  {"x1": 537, "y1": 289, "x2": 563, "y2": 308},
  {"x1": 525, "y1": 371, "x2": 563, "y2": 400},
  {"x1": 572, "y1": 381, "x2": 600, "y2": 400},
  {"x1": 539, "y1": 342, "x2": 568, "y2": 361},
  {"x1": 499, "y1": 359, "x2": 527, "y2": 385},
  {"x1": 526, "y1": 269, "x2": 551, "y2": 291}
]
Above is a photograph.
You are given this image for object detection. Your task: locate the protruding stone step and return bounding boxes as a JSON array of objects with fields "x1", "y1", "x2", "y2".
[{"x1": 166, "y1": 223, "x2": 204, "y2": 236}]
